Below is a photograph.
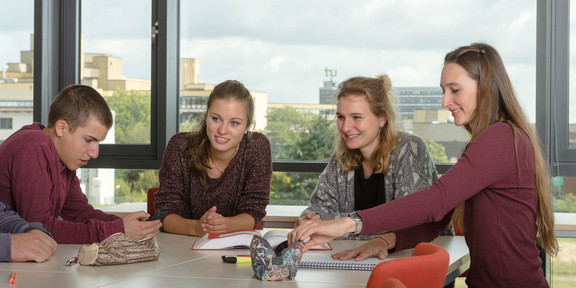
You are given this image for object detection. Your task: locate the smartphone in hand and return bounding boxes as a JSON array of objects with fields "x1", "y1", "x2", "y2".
[{"x1": 146, "y1": 210, "x2": 168, "y2": 221}]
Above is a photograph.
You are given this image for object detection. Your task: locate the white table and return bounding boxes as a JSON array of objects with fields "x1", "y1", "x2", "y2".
[
  {"x1": 100, "y1": 204, "x2": 576, "y2": 236},
  {"x1": 0, "y1": 233, "x2": 469, "y2": 288}
]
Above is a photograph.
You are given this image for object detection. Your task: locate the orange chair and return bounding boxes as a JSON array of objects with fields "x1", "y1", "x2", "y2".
[
  {"x1": 366, "y1": 242, "x2": 449, "y2": 288},
  {"x1": 380, "y1": 278, "x2": 407, "y2": 288},
  {"x1": 147, "y1": 187, "x2": 159, "y2": 215}
]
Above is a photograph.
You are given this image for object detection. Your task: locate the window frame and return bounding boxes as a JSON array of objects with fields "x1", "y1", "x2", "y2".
[
  {"x1": 537, "y1": 0, "x2": 576, "y2": 176},
  {"x1": 33, "y1": 0, "x2": 178, "y2": 170},
  {"x1": 30, "y1": 0, "x2": 572, "y2": 178}
]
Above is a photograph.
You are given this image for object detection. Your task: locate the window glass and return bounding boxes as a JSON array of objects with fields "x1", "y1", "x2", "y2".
[
  {"x1": 552, "y1": 237, "x2": 576, "y2": 287},
  {"x1": 180, "y1": 0, "x2": 536, "y2": 205},
  {"x1": 0, "y1": 1, "x2": 34, "y2": 144},
  {"x1": 570, "y1": 0, "x2": 576, "y2": 148},
  {"x1": 81, "y1": 0, "x2": 153, "y2": 205},
  {"x1": 554, "y1": 2, "x2": 576, "y2": 212},
  {"x1": 82, "y1": 0, "x2": 152, "y2": 145}
]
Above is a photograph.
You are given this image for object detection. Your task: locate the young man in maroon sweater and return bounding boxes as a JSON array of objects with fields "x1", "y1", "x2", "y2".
[{"x1": 0, "y1": 85, "x2": 161, "y2": 244}]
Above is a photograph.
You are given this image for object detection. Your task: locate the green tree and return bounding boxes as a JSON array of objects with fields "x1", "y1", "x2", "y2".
[
  {"x1": 115, "y1": 169, "x2": 159, "y2": 203},
  {"x1": 105, "y1": 89, "x2": 156, "y2": 203},
  {"x1": 425, "y1": 139, "x2": 450, "y2": 164},
  {"x1": 106, "y1": 89, "x2": 151, "y2": 144},
  {"x1": 287, "y1": 115, "x2": 335, "y2": 161},
  {"x1": 266, "y1": 107, "x2": 310, "y2": 160},
  {"x1": 266, "y1": 108, "x2": 336, "y2": 205},
  {"x1": 270, "y1": 172, "x2": 319, "y2": 205},
  {"x1": 554, "y1": 193, "x2": 576, "y2": 213}
]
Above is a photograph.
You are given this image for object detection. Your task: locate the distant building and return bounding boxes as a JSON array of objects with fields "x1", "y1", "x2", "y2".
[
  {"x1": 412, "y1": 109, "x2": 469, "y2": 162},
  {"x1": 178, "y1": 58, "x2": 268, "y2": 131},
  {"x1": 319, "y1": 79, "x2": 338, "y2": 104},
  {"x1": 267, "y1": 103, "x2": 336, "y2": 121},
  {"x1": 393, "y1": 87, "x2": 444, "y2": 122}
]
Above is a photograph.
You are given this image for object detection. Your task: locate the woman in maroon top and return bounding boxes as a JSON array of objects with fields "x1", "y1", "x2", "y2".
[
  {"x1": 289, "y1": 43, "x2": 558, "y2": 287},
  {"x1": 154, "y1": 80, "x2": 272, "y2": 236}
]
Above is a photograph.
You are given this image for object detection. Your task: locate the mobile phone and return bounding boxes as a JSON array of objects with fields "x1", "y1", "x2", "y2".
[{"x1": 146, "y1": 210, "x2": 168, "y2": 221}]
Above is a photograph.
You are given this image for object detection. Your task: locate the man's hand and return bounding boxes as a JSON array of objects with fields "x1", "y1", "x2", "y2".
[
  {"x1": 11, "y1": 230, "x2": 57, "y2": 263},
  {"x1": 123, "y1": 211, "x2": 162, "y2": 238}
]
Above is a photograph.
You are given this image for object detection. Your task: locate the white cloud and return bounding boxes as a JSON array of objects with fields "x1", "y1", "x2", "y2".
[{"x1": 0, "y1": 0, "x2": 558, "y2": 121}]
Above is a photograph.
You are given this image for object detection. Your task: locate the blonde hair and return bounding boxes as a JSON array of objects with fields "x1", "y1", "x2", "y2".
[
  {"x1": 334, "y1": 75, "x2": 399, "y2": 174},
  {"x1": 446, "y1": 43, "x2": 557, "y2": 255}
]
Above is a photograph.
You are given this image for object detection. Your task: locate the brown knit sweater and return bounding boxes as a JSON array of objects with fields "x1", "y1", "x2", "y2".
[{"x1": 154, "y1": 132, "x2": 272, "y2": 228}]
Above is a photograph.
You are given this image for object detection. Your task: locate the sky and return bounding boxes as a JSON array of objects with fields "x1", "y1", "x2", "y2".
[{"x1": 1, "y1": 0, "x2": 574, "y2": 122}]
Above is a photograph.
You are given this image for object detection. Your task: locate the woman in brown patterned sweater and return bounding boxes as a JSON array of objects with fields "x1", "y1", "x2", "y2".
[{"x1": 154, "y1": 80, "x2": 272, "y2": 236}]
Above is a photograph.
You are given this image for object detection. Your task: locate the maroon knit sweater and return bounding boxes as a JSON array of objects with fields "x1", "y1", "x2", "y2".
[
  {"x1": 358, "y1": 122, "x2": 547, "y2": 288},
  {"x1": 0, "y1": 123, "x2": 123, "y2": 244},
  {"x1": 155, "y1": 132, "x2": 272, "y2": 227}
]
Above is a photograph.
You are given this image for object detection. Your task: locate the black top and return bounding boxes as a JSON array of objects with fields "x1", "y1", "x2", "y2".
[{"x1": 354, "y1": 166, "x2": 386, "y2": 211}]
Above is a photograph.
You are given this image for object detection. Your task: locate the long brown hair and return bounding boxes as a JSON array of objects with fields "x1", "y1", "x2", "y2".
[
  {"x1": 335, "y1": 75, "x2": 399, "y2": 173},
  {"x1": 446, "y1": 43, "x2": 557, "y2": 255},
  {"x1": 186, "y1": 80, "x2": 254, "y2": 186}
]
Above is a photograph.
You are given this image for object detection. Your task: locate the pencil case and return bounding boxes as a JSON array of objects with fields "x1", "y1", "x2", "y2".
[
  {"x1": 77, "y1": 232, "x2": 160, "y2": 266},
  {"x1": 250, "y1": 235, "x2": 305, "y2": 281}
]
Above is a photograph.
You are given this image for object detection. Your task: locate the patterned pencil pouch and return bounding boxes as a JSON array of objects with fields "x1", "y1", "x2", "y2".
[
  {"x1": 77, "y1": 233, "x2": 160, "y2": 266},
  {"x1": 250, "y1": 234, "x2": 305, "y2": 281}
]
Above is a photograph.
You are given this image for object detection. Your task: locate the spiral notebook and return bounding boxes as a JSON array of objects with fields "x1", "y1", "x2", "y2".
[{"x1": 299, "y1": 253, "x2": 392, "y2": 271}]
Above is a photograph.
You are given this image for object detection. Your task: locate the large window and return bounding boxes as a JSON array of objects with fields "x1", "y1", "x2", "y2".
[
  {"x1": 79, "y1": 0, "x2": 155, "y2": 204},
  {"x1": 0, "y1": 1, "x2": 34, "y2": 143},
  {"x1": 179, "y1": 0, "x2": 536, "y2": 204},
  {"x1": 0, "y1": 0, "x2": 572, "y2": 286},
  {"x1": 549, "y1": 1, "x2": 576, "y2": 287}
]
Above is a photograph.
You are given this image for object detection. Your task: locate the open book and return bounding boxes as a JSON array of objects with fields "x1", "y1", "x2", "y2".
[
  {"x1": 191, "y1": 229, "x2": 331, "y2": 250},
  {"x1": 300, "y1": 253, "x2": 392, "y2": 271}
]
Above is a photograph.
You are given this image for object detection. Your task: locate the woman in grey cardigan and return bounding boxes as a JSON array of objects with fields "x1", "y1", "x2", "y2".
[{"x1": 298, "y1": 75, "x2": 453, "y2": 260}]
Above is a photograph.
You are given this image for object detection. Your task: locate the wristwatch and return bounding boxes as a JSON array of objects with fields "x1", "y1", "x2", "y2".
[{"x1": 348, "y1": 212, "x2": 363, "y2": 235}]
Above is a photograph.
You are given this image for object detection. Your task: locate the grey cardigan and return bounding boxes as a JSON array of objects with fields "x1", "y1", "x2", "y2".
[{"x1": 301, "y1": 131, "x2": 453, "y2": 239}]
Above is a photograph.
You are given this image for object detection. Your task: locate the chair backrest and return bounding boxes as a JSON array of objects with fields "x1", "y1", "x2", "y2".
[
  {"x1": 379, "y1": 278, "x2": 407, "y2": 288},
  {"x1": 366, "y1": 242, "x2": 449, "y2": 288},
  {"x1": 147, "y1": 187, "x2": 159, "y2": 215}
]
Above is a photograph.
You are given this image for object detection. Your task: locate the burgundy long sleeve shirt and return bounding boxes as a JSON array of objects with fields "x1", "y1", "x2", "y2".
[
  {"x1": 357, "y1": 122, "x2": 548, "y2": 288},
  {"x1": 0, "y1": 123, "x2": 123, "y2": 244}
]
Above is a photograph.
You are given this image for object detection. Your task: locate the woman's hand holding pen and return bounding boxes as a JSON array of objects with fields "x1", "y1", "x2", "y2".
[{"x1": 287, "y1": 217, "x2": 357, "y2": 250}]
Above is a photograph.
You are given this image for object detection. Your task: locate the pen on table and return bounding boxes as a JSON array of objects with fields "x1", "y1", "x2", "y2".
[
  {"x1": 8, "y1": 272, "x2": 16, "y2": 285},
  {"x1": 222, "y1": 255, "x2": 251, "y2": 264}
]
